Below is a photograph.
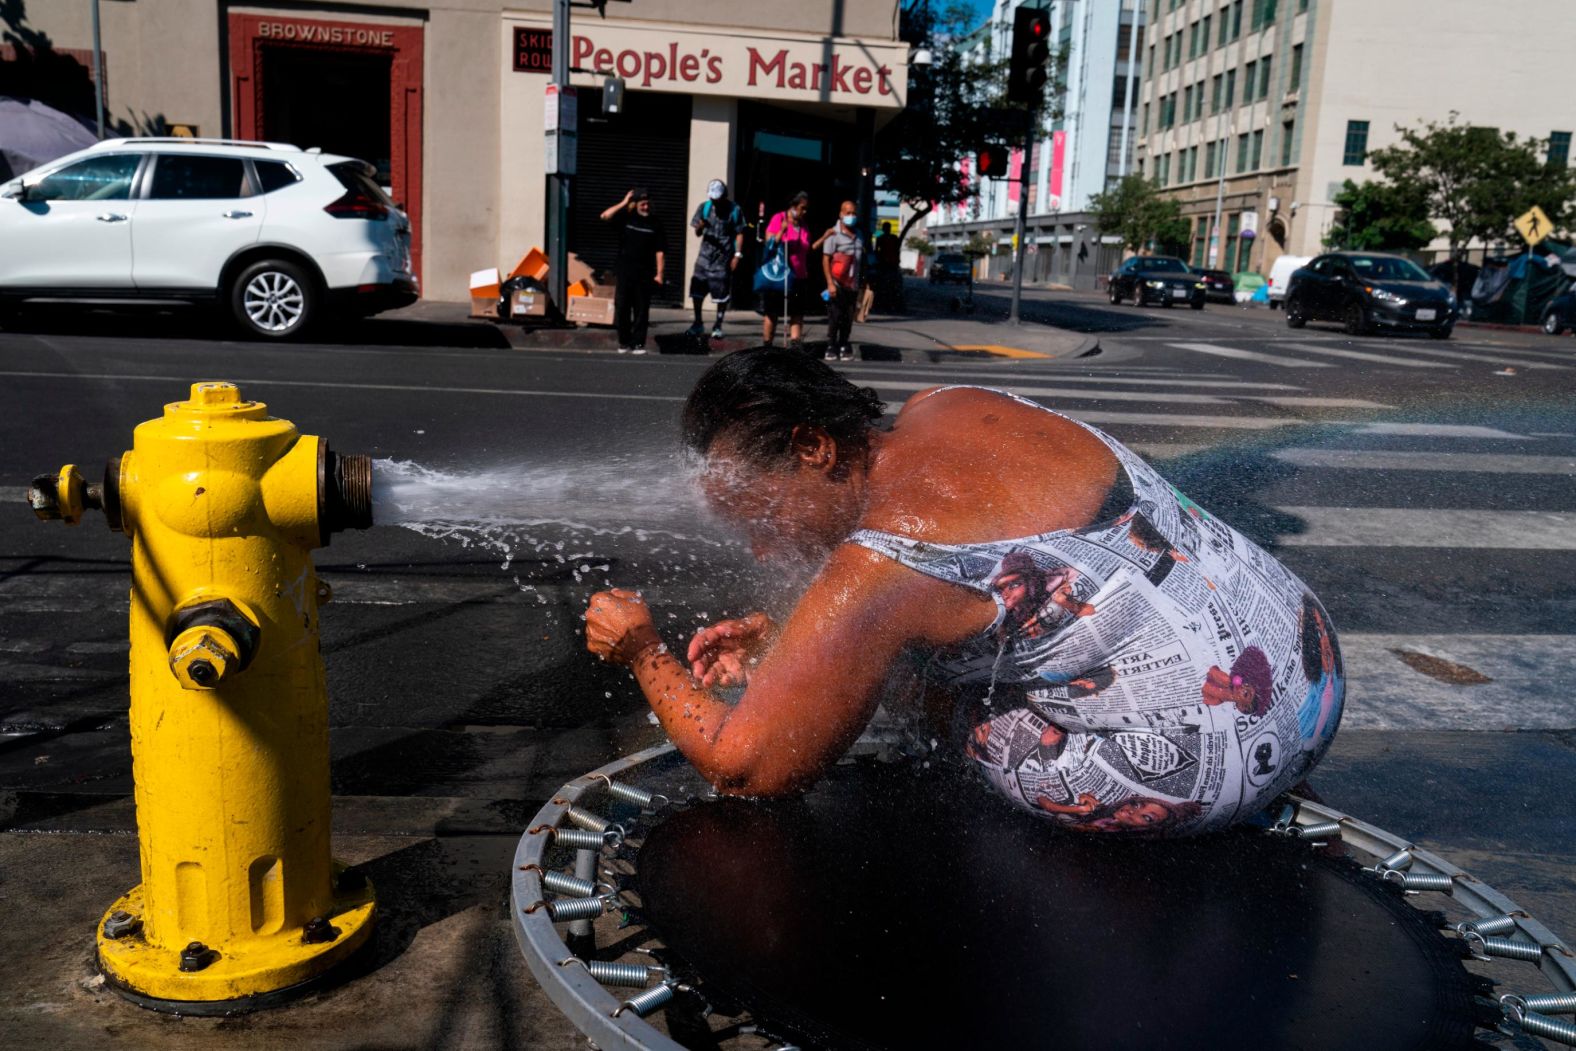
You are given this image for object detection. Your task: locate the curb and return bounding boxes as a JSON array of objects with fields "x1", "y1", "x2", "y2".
[{"x1": 1456, "y1": 320, "x2": 1548, "y2": 335}]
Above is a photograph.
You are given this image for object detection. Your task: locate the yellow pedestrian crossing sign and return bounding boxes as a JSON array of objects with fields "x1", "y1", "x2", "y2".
[{"x1": 1514, "y1": 205, "x2": 1553, "y2": 246}]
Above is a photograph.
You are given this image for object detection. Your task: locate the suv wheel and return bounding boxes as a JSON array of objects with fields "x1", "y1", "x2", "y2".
[
  {"x1": 1544, "y1": 311, "x2": 1565, "y2": 336},
  {"x1": 1108, "y1": 283, "x2": 1123, "y2": 305},
  {"x1": 231, "y1": 259, "x2": 315, "y2": 339}
]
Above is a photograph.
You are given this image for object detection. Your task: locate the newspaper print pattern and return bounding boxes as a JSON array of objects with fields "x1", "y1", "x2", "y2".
[{"x1": 849, "y1": 392, "x2": 1344, "y2": 836}]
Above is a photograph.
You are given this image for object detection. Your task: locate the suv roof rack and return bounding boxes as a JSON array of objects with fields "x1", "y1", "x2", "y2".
[{"x1": 96, "y1": 137, "x2": 300, "y2": 151}]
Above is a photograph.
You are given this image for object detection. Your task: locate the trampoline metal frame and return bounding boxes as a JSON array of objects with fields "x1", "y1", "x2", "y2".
[{"x1": 512, "y1": 739, "x2": 1576, "y2": 1050}]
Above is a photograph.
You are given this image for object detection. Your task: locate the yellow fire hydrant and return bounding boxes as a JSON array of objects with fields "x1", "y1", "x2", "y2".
[{"x1": 27, "y1": 382, "x2": 376, "y2": 1011}]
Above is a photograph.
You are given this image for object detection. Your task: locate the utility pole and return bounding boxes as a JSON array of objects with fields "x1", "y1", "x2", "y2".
[
  {"x1": 546, "y1": 0, "x2": 572, "y2": 311},
  {"x1": 1208, "y1": 106, "x2": 1234, "y2": 268},
  {"x1": 90, "y1": 0, "x2": 105, "y2": 138}
]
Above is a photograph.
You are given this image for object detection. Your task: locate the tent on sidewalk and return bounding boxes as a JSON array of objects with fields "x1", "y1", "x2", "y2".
[{"x1": 1465, "y1": 241, "x2": 1574, "y2": 324}]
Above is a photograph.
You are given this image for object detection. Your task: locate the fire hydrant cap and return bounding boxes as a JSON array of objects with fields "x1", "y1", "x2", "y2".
[{"x1": 171, "y1": 382, "x2": 266, "y2": 420}]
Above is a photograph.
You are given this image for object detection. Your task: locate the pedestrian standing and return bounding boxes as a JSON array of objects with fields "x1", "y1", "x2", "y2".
[
  {"x1": 821, "y1": 200, "x2": 864, "y2": 362},
  {"x1": 687, "y1": 179, "x2": 745, "y2": 342},
  {"x1": 759, "y1": 191, "x2": 813, "y2": 350},
  {"x1": 600, "y1": 187, "x2": 666, "y2": 354}
]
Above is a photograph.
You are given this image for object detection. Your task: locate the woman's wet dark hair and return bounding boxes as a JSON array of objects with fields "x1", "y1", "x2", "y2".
[
  {"x1": 682, "y1": 346, "x2": 886, "y2": 467},
  {"x1": 789, "y1": 190, "x2": 810, "y2": 209}
]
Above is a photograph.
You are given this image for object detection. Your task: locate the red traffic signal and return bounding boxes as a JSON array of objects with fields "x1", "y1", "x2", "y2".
[
  {"x1": 977, "y1": 146, "x2": 1007, "y2": 178},
  {"x1": 1008, "y1": 7, "x2": 1051, "y2": 104}
]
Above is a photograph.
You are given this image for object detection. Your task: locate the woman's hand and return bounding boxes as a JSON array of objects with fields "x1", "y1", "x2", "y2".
[
  {"x1": 686, "y1": 611, "x2": 775, "y2": 687},
  {"x1": 586, "y1": 589, "x2": 664, "y2": 667}
]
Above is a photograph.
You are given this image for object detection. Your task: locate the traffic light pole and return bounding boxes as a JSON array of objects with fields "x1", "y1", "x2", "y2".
[
  {"x1": 1009, "y1": 105, "x2": 1037, "y2": 326},
  {"x1": 546, "y1": 0, "x2": 571, "y2": 312}
]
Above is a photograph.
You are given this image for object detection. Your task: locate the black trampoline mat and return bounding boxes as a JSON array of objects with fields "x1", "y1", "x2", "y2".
[{"x1": 637, "y1": 760, "x2": 1479, "y2": 1051}]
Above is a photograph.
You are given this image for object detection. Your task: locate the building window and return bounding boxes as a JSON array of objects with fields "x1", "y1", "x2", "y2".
[
  {"x1": 1201, "y1": 15, "x2": 1212, "y2": 51},
  {"x1": 1226, "y1": 211, "x2": 1240, "y2": 272},
  {"x1": 1218, "y1": 6, "x2": 1231, "y2": 45},
  {"x1": 1299, "y1": 0, "x2": 1309, "y2": 10},
  {"x1": 1550, "y1": 131, "x2": 1572, "y2": 167},
  {"x1": 1193, "y1": 217, "x2": 1209, "y2": 266},
  {"x1": 1224, "y1": 68, "x2": 1236, "y2": 107},
  {"x1": 1211, "y1": 74, "x2": 1223, "y2": 113},
  {"x1": 1159, "y1": 153, "x2": 1171, "y2": 187},
  {"x1": 1142, "y1": 102, "x2": 1150, "y2": 135},
  {"x1": 1258, "y1": 54, "x2": 1272, "y2": 99},
  {"x1": 1252, "y1": 0, "x2": 1279, "y2": 29},
  {"x1": 1113, "y1": 76, "x2": 1128, "y2": 110},
  {"x1": 1236, "y1": 133, "x2": 1250, "y2": 172},
  {"x1": 1231, "y1": 0, "x2": 1244, "y2": 38},
  {"x1": 1183, "y1": 85, "x2": 1195, "y2": 123},
  {"x1": 1281, "y1": 120, "x2": 1296, "y2": 165},
  {"x1": 1148, "y1": 45, "x2": 1156, "y2": 80},
  {"x1": 1189, "y1": 21, "x2": 1200, "y2": 58},
  {"x1": 1243, "y1": 61, "x2": 1255, "y2": 102},
  {"x1": 1343, "y1": 120, "x2": 1369, "y2": 165},
  {"x1": 1250, "y1": 129, "x2": 1264, "y2": 168},
  {"x1": 1289, "y1": 44, "x2": 1303, "y2": 88},
  {"x1": 1205, "y1": 140, "x2": 1218, "y2": 178}
]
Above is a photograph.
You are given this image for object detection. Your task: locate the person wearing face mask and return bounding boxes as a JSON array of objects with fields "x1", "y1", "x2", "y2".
[
  {"x1": 688, "y1": 179, "x2": 745, "y2": 342},
  {"x1": 600, "y1": 187, "x2": 667, "y2": 354},
  {"x1": 759, "y1": 191, "x2": 813, "y2": 350},
  {"x1": 821, "y1": 200, "x2": 864, "y2": 362}
]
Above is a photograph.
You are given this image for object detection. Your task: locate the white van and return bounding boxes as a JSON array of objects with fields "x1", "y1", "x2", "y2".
[{"x1": 1266, "y1": 254, "x2": 1312, "y2": 310}]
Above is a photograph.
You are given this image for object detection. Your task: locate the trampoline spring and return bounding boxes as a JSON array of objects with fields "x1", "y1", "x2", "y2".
[
  {"x1": 526, "y1": 896, "x2": 606, "y2": 923},
  {"x1": 542, "y1": 870, "x2": 599, "y2": 898},
  {"x1": 565, "y1": 806, "x2": 624, "y2": 838},
  {"x1": 1375, "y1": 848, "x2": 1414, "y2": 871},
  {"x1": 1382, "y1": 869, "x2": 1454, "y2": 894},
  {"x1": 552, "y1": 826, "x2": 620, "y2": 851},
  {"x1": 1461, "y1": 914, "x2": 1522, "y2": 937},
  {"x1": 586, "y1": 961, "x2": 663, "y2": 987},
  {"x1": 1288, "y1": 820, "x2": 1343, "y2": 841},
  {"x1": 1505, "y1": 993, "x2": 1576, "y2": 1016},
  {"x1": 613, "y1": 982, "x2": 675, "y2": 1018},
  {"x1": 594, "y1": 774, "x2": 668, "y2": 810},
  {"x1": 1468, "y1": 932, "x2": 1545, "y2": 962},
  {"x1": 1510, "y1": 1008, "x2": 1576, "y2": 1047}
]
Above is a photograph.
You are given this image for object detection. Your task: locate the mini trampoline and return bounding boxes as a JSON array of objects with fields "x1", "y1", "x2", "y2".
[{"x1": 511, "y1": 738, "x2": 1576, "y2": 1050}]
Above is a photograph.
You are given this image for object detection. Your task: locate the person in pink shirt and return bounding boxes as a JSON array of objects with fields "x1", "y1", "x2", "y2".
[{"x1": 760, "y1": 192, "x2": 814, "y2": 349}]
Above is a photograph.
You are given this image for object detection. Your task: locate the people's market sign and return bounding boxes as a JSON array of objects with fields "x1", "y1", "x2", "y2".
[{"x1": 510, "y1": 19, "x2": 908, "y2": 109}]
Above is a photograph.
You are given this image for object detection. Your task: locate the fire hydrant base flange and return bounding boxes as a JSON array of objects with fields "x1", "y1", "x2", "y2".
[{"x1": 96, "y1": 868, "x2": 376, "y2": 1009}]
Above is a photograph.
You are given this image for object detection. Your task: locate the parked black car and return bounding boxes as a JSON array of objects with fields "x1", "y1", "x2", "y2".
[
  {"x1": 1285, "y1": 252, "x2": 1456, "y2": 338},
  {"x1": 1543, "y1": 290, "x2": 1576, "y2": 335},
  {"x1": 1108, "y1": 256, "x2": 1206, "y2": 309},
  {"x1": 928, "y1": 253, "x2": 973, "y2": 285},
  {"x1": 1196, "y1": 268, "x2": 1236, "y2": 303}
]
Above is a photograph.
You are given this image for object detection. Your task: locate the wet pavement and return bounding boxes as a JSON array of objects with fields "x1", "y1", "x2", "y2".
[{"x1": 2, "y1": 288, "x2": 1573, "y2": 1047}]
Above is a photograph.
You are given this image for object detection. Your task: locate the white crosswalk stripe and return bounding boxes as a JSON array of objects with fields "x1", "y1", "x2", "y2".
[
  {"x1": 1369, "y1": 343, "x2": 1567, "y2": 370},
  {"x1": 1271, "y1": 449, "x2": 1576, "y2": 474},
  {"x1": 1273, "y1": 507, "x2": 1576, "y2": 549},
  {"x1": 1276, "y1": 342, "x2": 1454, "y2": 368},
  {"x1": 1166, "y1": 341, "x2": 1335, "y2": 367}
]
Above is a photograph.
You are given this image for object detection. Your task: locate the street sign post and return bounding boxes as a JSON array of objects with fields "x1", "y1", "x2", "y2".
[{"x1": 1515, "y1": 205, "x2": 1553, "y2": 247}]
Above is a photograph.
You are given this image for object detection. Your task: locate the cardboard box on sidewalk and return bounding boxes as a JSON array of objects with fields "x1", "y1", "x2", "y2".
[
  {"x1": 508, "y1": 248, "x2": 550, "y2": 283},
  {"x1": 510, "y1": 288, "x2": 550, "y2": 318},
  {"x1": 469, "y1": 267, "x2": 501, "y2": 319},
  {"x1": 565, "y1": 296, "x2": 615, "y2": 326}
]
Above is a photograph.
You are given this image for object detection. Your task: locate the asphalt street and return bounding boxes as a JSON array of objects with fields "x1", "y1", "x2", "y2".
[{"x1": 3, "y1": 289, "x2": 1574, "y2": 1047}]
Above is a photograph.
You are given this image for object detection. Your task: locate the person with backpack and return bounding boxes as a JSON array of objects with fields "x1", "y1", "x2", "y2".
[
  {"x1": 687, "y1": 179, "x2": 745, "y2": 342},
  {"x1": 821, "y1": 200, "x2": 864, "y2": 361}
]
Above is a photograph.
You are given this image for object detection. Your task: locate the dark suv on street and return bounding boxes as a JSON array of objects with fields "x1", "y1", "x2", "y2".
[
  {"x1": 928, "y1": 253, "x2": 972, "y2": 285},
  {"x1": 1285, "y1": 252, "x2": 1457, "y2": 338},
  {"x1": 1107, "y1": 256, "x2": 1206, "y2": 309}
]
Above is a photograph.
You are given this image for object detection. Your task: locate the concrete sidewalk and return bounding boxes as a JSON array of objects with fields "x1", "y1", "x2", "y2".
[{"x1": 385, "y1": 295, "x2": 1098, "y2": 363}]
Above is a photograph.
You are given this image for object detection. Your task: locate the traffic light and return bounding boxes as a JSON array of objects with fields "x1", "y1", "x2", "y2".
[
  {"x1": 1007, "y1": 6, "x2": 1051, "y2": 104},
  {"x1": 977, "y1": 146, "x2": 1008, "y2": 179}
]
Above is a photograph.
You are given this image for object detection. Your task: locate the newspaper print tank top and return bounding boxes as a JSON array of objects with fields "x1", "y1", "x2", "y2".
[{"x1": 848, "y1": 391, "x2": 1344, "y2": 835}]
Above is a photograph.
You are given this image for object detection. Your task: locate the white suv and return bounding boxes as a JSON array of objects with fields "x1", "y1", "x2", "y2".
[{"x1": 0, "y1": 138, "x2": 418, "y2": 339}]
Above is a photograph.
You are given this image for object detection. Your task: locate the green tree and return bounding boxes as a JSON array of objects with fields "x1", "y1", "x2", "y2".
[
  {"x1": 1087, "y1": 174, "x2": 1190, "y2": 254},
  {"x1": 877, "y1": 2, "x2": 1065, "y2": 246},
  {"x1": 905, "y1": 235, "x2": 937, "y2": 257},
  {"x1": 961, "y1": 232, "x2": 994, "y2": 258},
  {"x1": 1322, "y1": 179, "x2": 1437, "y2": 251},
  {"x1": 1368, "y1": 113, "x2": 1576, "y2": 254}
]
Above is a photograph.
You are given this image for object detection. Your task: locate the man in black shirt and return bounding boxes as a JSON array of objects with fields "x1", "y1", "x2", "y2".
[{"x1": 599, "y1": 187, "x2": 667, "y2": 353}]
